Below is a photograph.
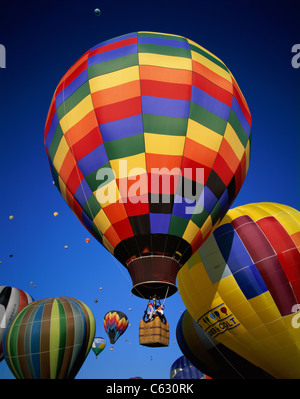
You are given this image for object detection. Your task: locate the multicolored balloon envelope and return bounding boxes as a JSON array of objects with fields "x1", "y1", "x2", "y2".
[
  {"x1": 92, "y1": 337, "x2": 106, "y2": 358},
  {"x1": 103, "y1": 310, "x2": 128, "y2": 344},
  {"x1": 3, "y1": 297, "x2": 95, "y2": 379},
  {"x1": 170, "y1": 355, "x2": 206, "y2": 379},
  {"x1": 176, "y1": 310, "x2": 272, "y2": 379},
  {"x1": 0, "y1": 286, "x2": 34, "y2": 362},
  {"x1": 177, "y1": 202, "x2": 300, "y2": 378},
  {"x1": 44, "y1": 31, "x2": 252, "y2": 299}
]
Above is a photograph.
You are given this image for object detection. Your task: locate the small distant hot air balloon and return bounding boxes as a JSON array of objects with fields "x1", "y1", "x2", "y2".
[
  {"x1": 64, "y1": 245, "x2": 68, "y2": 249},
  {"x1": 3, "y1": 297, "x2": 95, "y2": 379},
  {"x1": 85, "y1": 238, "x2": 90, "y2": 243},
  {"x1": 53, "y1": 212, "x2": 58, "y2": 217},
  {"x1": 94, "y1": 8, "x2": 101, "y2": 15},
  {"x1": 103, "y1": 310, "x2": 128, "y2": 344},
  {"x1": 9, "y1": 215, "x2": 14, "y2": 220},
  {"x1": 0, "y1": 286, "x2": 33, "y2": 362},
  {"x1": 92, "y1": 337, "x2": 106, "y2": 358}
]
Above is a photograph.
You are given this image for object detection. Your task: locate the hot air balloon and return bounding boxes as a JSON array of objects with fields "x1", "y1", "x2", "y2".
[
  {"x1": 0, "y1": 286, "x2": 34, "y2": 362},
  {"x1": 92, "y1": 337, "x2": 106, "y2": 358},
  {"x1": 3, "y1": 297, "x2": 95, "y2": 379},
  {"x1": 176, "y1": 310, "x2": 272, "y2": 379},
  {"x1": 170, "y1": 355, "x2": 206, "y2": 379},
  {"x1": 44, "y1": 31, "x2": 251, "y2": 302},
  {"x1": 103, "y1": 310, "x2": 128, "y2": 344},
  {"x1": 177, "y1": 202, "x2": 300, "y2": 379},
  {"x1": 85, "y1": 238, "x2": 91, "y2": 243},
  {"x1": 53, "y1": 212, "x2": 59, "y2": 217}
]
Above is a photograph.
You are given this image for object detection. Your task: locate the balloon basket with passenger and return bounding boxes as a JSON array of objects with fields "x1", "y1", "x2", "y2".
[{"x1": 139, "y1": 296, "x2": 169, "y2": 347}]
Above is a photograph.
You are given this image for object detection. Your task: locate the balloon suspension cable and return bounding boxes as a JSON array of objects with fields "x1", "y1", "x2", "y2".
[{"x1": 162, "y1": 286, "x2": 169, "y2": 307}]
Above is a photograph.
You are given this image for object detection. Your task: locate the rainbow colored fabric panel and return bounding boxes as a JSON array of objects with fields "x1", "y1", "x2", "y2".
[
  {"x1": 197, "y1": 202, "x2": 300, "y2": 316},
  {"x1": 44, "y1": 31, "x2": 251, "y2": 266},
  {"x1": 3, "y1": 297, "x2": 95, "y2": 379}
]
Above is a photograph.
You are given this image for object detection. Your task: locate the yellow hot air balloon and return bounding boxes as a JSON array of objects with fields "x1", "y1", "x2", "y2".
[
  {"x1": 53, "y1": 212, "x2": 59, "y2": 217},
  {"x1": 177, "y1": 202, "x2": 300, "y2": 379}
]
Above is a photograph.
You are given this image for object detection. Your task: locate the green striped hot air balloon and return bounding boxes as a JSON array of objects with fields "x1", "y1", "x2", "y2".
[{"x1": 3, "y1": 297, "x2": 95, "y2": 379}]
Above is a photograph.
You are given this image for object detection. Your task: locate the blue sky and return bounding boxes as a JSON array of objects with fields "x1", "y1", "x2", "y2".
[{"x1": 0, "y1": 0, "x2": 299, "y2": 380}]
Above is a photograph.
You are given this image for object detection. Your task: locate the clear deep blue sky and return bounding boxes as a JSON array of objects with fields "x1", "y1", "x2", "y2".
[{"x1": 0, "y1": 0, "x2": 299, "y2": 380}]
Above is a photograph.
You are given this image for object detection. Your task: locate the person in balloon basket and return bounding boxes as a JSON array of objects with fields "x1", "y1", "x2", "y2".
[
  {"x1": 156, "y1": 305, "x2": 166, "y2": 323},
  {"x1": 146, "y1": 302, "x2": 155, "y2": 322}
]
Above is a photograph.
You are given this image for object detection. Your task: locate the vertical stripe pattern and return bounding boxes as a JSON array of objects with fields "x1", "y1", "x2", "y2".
[
  {"x1": 3, "y1": 297, "x2": 95, "y2": 379},
  {"x1": 0, "y1": 286, "x2": 33, "y2": 361}
]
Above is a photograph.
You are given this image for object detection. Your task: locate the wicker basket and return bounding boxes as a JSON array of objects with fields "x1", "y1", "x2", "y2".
[{"x1": 139, "y1": 316, "x2": 169, "y2": 347}]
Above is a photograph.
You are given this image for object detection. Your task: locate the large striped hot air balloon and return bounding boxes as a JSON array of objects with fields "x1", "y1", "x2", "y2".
[
  {"x1": 0, "y1": 286, "x2": 33, "y2": 362},
  {"x1": 3, "y1": 297, "x2": 95, "y2": 379},
  {"x1": 177, "y1": 202, "x2": 300, "y2": 378},
  {"x1": 44, "y1": 31, "x2": 251, "y2": 300}
]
